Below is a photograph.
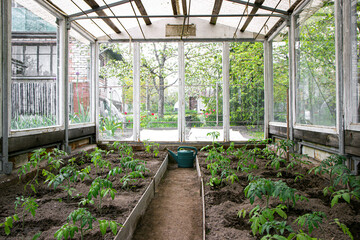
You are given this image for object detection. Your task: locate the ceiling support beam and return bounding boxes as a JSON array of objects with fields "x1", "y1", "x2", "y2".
[
  {"x1": 210, "y1": 0, "x2": 223, "y2": 25},
  {"x1": 83, "y1": 0, "x2": 121, "y2": 33},
  {"x1": 182, "y1": 0, "x2": 187, "y2": 15},
  {"x1": 171, "y1": 0, "x2": 180, "y2": 15},
  {"x1": 69, "y1": 0, "x2": 129, "y2": 18},
  {"x1": 133, "y1": 0, "x2": 152, "y2": 25},
  {"x1": 240, "y1": 0, "x2": 264, "y2": 32},
  {"x1": 226, "y1": 0, "x2": 288, "y2": 15}
]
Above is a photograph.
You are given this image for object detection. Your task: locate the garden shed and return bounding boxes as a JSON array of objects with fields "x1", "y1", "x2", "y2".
[{"x1": 0, "y1": 0, "x2": 360, "y2": 239}]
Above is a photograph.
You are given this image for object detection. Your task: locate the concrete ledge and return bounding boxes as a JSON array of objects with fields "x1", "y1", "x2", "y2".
[{"x1": 115, "y1": 155, "x2": 169, "y2": 240}]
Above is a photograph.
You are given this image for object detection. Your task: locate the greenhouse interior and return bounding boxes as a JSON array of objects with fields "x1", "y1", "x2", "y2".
[{"x1": 0, "y1": 0, "x2": 360, "y2": 239}]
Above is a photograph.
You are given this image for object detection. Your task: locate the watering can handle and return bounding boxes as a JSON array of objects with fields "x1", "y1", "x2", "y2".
[{"x1": 177, "y1": 146, "x2": 198, "y2": 157}]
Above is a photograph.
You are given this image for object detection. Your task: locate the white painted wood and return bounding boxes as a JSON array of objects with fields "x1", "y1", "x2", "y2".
[
  {"x1": 64, "y1": 18, "x2": 70, "y2": 152},
  {"x1": 293, "y1": 124, "x2": 337, "y2": 134},
  {"x1": 222, "y1": 42, "x2": 230, "y2": 142},
  {"x1": 0, "y1": 0, "x2": 3, "y2": 140},
  {"x1": 178, "y1": 42, "x2": 185, "y2": 142},
  {"x1": 94, "y1": 41, "x2": 100, "y2": 142},
  {"x1": 335, "y1": 0, "x2": 344, "y2": 154},
  {"x1": 133, "y1": 42, "x2": 140, "y2": 141},
  {"x1": 263, "y1": 40, "x2": 272, "y2": 139},
  {"x1": 289, "y1": 17, "x2": 295, "y2": 141},
  {"x1": 269, "y1": 122, "x2": 287, "y2": 127}
]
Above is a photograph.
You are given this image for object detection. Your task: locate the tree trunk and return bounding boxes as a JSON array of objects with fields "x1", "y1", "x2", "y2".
[{"x1": 158, "y1": 77, "x2": 165, "y2": 118}]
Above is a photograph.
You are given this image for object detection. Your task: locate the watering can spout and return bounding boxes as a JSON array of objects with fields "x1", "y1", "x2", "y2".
[{"x1": 167, "y1": 149, "x2": 178, "y2": 163}]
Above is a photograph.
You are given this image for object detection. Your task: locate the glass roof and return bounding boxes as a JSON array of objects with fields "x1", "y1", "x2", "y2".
[{"x1": 45, "y1": 0, "x2": 301, "y2": 41}]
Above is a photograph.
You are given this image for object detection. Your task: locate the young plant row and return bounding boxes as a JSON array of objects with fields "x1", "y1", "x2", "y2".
[
  {"x1": 1, "y1": 142, "x2": 156, "y2": 239},
  {"x1": 202, "y1": 137, "x2": 358, "y2": 239},
  {"x1": 234, "y1": 139, "x2": 358, "y2": 240}
]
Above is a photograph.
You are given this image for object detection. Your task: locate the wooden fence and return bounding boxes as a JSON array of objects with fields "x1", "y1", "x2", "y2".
[{"x1": 11, "y1": 79, "x2": 57, "y2": 118}]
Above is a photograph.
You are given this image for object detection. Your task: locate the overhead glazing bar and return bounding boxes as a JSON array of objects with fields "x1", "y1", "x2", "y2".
[
  {"x1": 226, "y1": 0, "x2": 288, "y2": 15},
  {"x1": 70, "y1": 13, "x2": 288, "y2": 21},
  {"x1": 68, "y1": 0, "x2": 130, "y2": 18}
]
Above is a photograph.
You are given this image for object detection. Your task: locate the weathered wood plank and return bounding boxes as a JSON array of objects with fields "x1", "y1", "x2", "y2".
[
  {"x1": 134, "y1": 0, "x2": 152, "y2": 25},
  {"x1": 210, "y1": 0, "x2": 223, "y2": 25},
  {"x1": 240, "y1": 0, "x2": 265, "y2": 32},
  {"x1": 83, "y1": 0, "x2": 121, "y2": 33}
]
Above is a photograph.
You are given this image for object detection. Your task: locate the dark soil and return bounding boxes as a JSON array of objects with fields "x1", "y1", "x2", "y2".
[
  {"x1": 198, "y1": 152, "x2": 360, "y2": 240},
  {"x1": 0, "y1": 150, "x2": 166, "y2": 240},
  {"x1": 132, "y1": 164, "x2": 202, "y2": 240}
]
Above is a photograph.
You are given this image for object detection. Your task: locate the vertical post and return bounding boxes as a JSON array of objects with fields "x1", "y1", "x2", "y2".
[
  {"x1": 94, "y1": 41, "x2": 100, "y2": 143},
  {"x1": 263, "y1": 40, "x2": 273, "y2": 139},
  {"x1": 178, "y1": 42, "x2": 185, "y2": 142},
  {"x1": 335, "y1": 0, "x2": 344, "y2": 155},
  {"x1": 343, "y1": 0, "x2": 352, "y2": 129},
  {"x1": 62, "y1": 18, "x2": 71, "y2": 153},
  {"x1": 1, "y1": 0, "x2": 12, "y2": 174},
  {"x1": 223, "y1": 42, "x2": 230, "y2": 142},
  {"x1": 133, "y1": 42, "x2": 140, "y2": 141},
  {"x1": 289, "y1": 18, "x2": 295, "y2": 141},
  {"x1": 216, "y1": 82, "x2": 219, "y2": 126}
]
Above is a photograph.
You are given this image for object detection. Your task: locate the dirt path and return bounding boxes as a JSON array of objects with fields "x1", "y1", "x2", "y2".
[{"x1": 132, "y1": 164, "x2": 203, "y2": 240}]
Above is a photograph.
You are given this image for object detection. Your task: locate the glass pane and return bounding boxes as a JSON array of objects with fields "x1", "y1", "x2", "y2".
[
  {"x1": 140, "y1": 43, "x2": 179, "y2": 142},
  {"x1": 185, "y1": 43, "x2": 223, "y2": 141},
  {"x1": 99, "y1": 43, "x2": 133, "y2": 140},
  {"x1": 39, "y1": 55, "x2": 51, "y2": 75},
  {"x1": 11, "y1": 0, "x2": 58, "y2": 130},
  {"x1": 24, "y1": 54, "x2": 37, "y2": 76},
  {"x1": 39, "y1": 45, "x2": 51, "y2": 54},
  {"x1": 295, "y1": 0, "x2": 336, "y2": 127},
  {"x1": 69, "y1": 30, "x2": 91, "y2": 124},
  {"x1": 25, "y1": 46, "x2": 37, "y2": 54},
  {"x1": 229, "y1": 42, "x2": 264, "y2": 141},
  {"x1": 272, "y1": 27, "x2": 289, "y2": 123}
]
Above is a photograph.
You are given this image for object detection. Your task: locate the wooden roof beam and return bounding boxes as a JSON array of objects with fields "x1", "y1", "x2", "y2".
[
  {"x1": 171, "y1": 0, "x2": 180, "y2": 15},
  {"x1": 182, "y1": 0, "x2": 187, "y2": 15},
  {"x1": 133, "y1": 0, "x2": 152, "y2": 25},
  {"x1": 83, "y1": 0, "x2": 121, "y2": 33},
  {"x1": 210, "y1": 0, "x2": 223, "y2": 25},
  {"x1": 226, "y1": 0, "x2": 288, "y2": 15},
  {"x1": 240, "y1": 0, "x2": 264, "y2": 32}
]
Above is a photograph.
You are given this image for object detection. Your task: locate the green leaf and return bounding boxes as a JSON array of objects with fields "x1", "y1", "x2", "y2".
[
  {"x1": 4, "y1": 225, "x2": 10, "y2": 235},
  {"x1": 99, "y1": 220, "x2": 108, "y2": 236},
  {"x1": 32, "y1": 232, "x2": 42, "y2": 240},
  {"x1": 331, "y1": 196, "x2": 339, "y2": 207},
  {"x1": 342, "y1": 193, "x2": 351, "y2": 203},
  {"x1": 109, "y1": 221, "x2": 118, "y2": 235},
  {"x1": 31, "y1": 184, "x2": 37, "y2": 193}
]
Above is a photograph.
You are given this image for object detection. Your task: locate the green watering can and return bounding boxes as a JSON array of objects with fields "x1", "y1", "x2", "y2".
[{"x1": 167, "y1": 146, "x2": 198, "y2": 168}]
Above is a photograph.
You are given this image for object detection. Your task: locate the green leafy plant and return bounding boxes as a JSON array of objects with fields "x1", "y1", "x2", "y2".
[
  {"x1": 244, "y1": 178, "x2": 306, "y2": 208},
  {"x1": 14, "y1": 196, "x2": 39, "y2": 231},
  {"x1": 43, "y1": 164, "x2": 91, "y2": 201},
  {"x1": 18, "y1": 148, "x2": 49, "y2": 193},
  {"x1": 67, "y1": 208, "x2": 96, "y2": 240},
  {"x1": 100, "y1": 115, "x2": 123, "y2": 137},
  {"x1": 238, "y1": 204, "x2": 291, "y2": 236},
  {"x1": 0, "y1": 215, "x2": 19, "y2": 236},
  {"x1": 330, "y1": 189, "x2": 360, "y2": 208},
  {"x1": 331, "y1": 218, "x2": 353, "y2": 240},
  {"x1": 207, "y1": 131, "x2": 220, "y2": 142},
  {"x1": 98, "y1": 219, "x2": 122, "y2": 236},
  {"x1": 120, "y1": 171, "x2": 145, "y2": 189},
  {"x1": 89, "y1": 148, "x2": 112, "y2": 175},
  {"x1": 294, "y1": 212, "x2": 326, "y2": 234},
  {"x1": 87, "y1": 177, "x2": 116, "y2": 210},
  {"x1": 143, "y1": 140, "x2": 160, "y2": 157}
]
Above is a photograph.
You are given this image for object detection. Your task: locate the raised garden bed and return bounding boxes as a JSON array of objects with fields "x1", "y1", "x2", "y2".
[
  {"x1": 0, "y1": 143, "x2": 166, "y2": 240},
  {"x1": 198, "y1": 141, "x2": 360, "y2": 240}
]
